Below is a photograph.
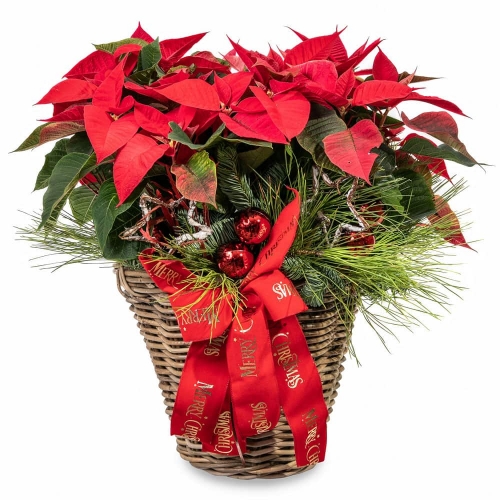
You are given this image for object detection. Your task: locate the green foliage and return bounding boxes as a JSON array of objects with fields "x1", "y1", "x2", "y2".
[
  {"x1": 296, "y1": 103, "x2": 346, "y2": 171},
  {"x1": 34, "y1": 139, "x2": 68, "y2": 191},
  {"x1": 14, "y1": 27, "x2": 483, "y2": 357},
  {"x1": 92, "y1": 181, "x2": 144, "y2": 260},
  {"x1": 69, "y1": 185, "x2": 97, "y2": 224},
  {"x1": 401, "y1": 137, "x2": 479, "y2": 167},
  {"x1": 216, "y1": 143, "x2": 257, "y2": 210},
  {"x1": 40, "y1": 152, "x2": 97, "y2": 228}
]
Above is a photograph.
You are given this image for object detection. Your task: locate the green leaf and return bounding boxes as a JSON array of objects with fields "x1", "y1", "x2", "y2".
[
  {"x1": 400, "y1": 137, "x2": 478, "y2": 167},
  {"x1": 40, "y1": 153, "x2": 97, "y2": 228},
  {"x1": 93, "y1": 37, "x2": 148, "y2": 54},
  {"x1": 66, "y1": 132, "x2": 93, "y2": 154},
  {"x1": 128, "y1": 67, "x2": 160, "y2": 85},
  {"x1": 238, "y1": 147, "x2": 274, "y2": 171},
  {"x1": 394, "y1": 170, "x2": 436, "y2": 221},
  {"x1": 13, "y1": 122, "x2": 85, "y2": 152},
  {"x1": 372, "y1": 144, "x2": 397, "y2": 175},
  {"x1": 92, "y1": 180, "x2": 135, "y2": 249},
  {"x1": 296, "y1": 103, "x2": 347, "y2": 171},
  {"x1": 375, "y1": 175, "x2": 404, "y2": 214},
  {"x1": 69, "y1": 186, "x2": 97, "y2": 224},
  {"x1": 223, "y1": 135, "x2": 273, "y2": 148},
  {"x1": 34, "y1": 139, "x2": 68, "y2": 191},
  {"x1": 91, "y1": 180, "x2": 142, "y2": 260},
  {"x1": 171, "y1": 150, "x2": 217, "y2": 206},
  {"x1": 169, "y1": 121, "x2": 225, "y2": 151},
  {"x1": 138, "y1": 38, "x2": 161, "y2": 71}
]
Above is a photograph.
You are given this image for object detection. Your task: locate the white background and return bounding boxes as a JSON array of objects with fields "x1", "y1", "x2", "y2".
[{"x1": 1, "y1": 2, "x2": 499, "y2": 499}]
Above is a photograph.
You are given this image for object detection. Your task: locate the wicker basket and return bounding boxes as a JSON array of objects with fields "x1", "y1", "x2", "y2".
[{"x1": 115, "y1": 265, "x2": 356, "y2": 479}]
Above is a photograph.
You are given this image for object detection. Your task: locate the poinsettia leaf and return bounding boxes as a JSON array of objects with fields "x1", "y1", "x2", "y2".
[
  {"x1": 127, "y1": 67, "x2": 160, "y2": 86},
  {"x1": 287, "y1": 27, "x2": 308, "y2": 42},
  {"x1": 159, "y1": 32, "x2": 207, "y2": 64},
  {"x1": 352, "y1": 80, "x2": 412, "y2": 106},
  {"x1": 92, "y1": 179, "x2": 143, "y2": 260},
  {"x1": 335, "y1": 69, "x2": 356, "y2": 98},
  {"x1": 134, "y1": 101, "x2": 172, "y2": 136},
  {"x1": 401, "y1": 133, "x2": 452, "y2": 182},
  {"x1": 222, "y1": 135, "x2": 273, "y2": 148},
  {"x1": 158, "y1": 79, "x2": 220, "y2": 111},
  {"x1": 113, "y1": 44, "x2": 142, "y2": 60},
  {"x1": 250, "y1": 87, "x2": 310, "y2": 139},
  {"x1": 217, "y1": 72, "x2": 254, "y2": 105},
  {"x1": 66, "y1": 133, "x2": 93, "y2": 154},
  {"x1": 220, "y1": 111, "x2": 287, "y2": 144},
  {"x1": 393, "y1": 169, "x2": 436, "y2": 221},
  {"x1": 336, "y1": 38, "x2": 381, "y2": 74},
  {"x1": 91, "y1": 60, "x2": 125, "y2": 111},
  {"x1": 84, "y1": 107, "x2": 139, "y2": 162},
  {"x1": 400, "y1": 136, "x2": 478, "y2": 166},
  {"x1": 329, "y1": 29, "x2": 348, "y2": 63},
  {"x1": 92, "y1": 180, "x2": 136, "y2": 247},
  {"x1": 42, "y1": 105, "x2": 85, "y2": 123},
  {"x1": 323, "y1": 119, "x2": 383, "y2": 182},
  {"x1": 171, "y1": 150, "x2": 217, "y2": 206},
  {"x1": 372, "y1": 144, "x2": 397, "y2": 174},
  {"x1": 138, "y1": 37, "x2": 161, "y2": 71},
  {"x1": 63, "y1": 50, "x2": 116, "y2": 78},
  {"x1": 34, "y1": 139, "x2": 68, "y2": 191},
  {"x1": 13, "y1": 122, "x2": 85, "y2": 152},
  {"x1": 39, "y1": 152, "x2": 97, "y2": 227},
  {"x1": 373, "y1": 48, "x2": 399, "y2": 81},
  {"x1": 284, "y1": 32, "x2": 341, "y2": 66},
  {"x1": 130, "y1": 23, "x2": 154, "y2": 43},
  {"x1": 296, "y1": 60, "x2": 338, "y2": 90},
  {"x1": 403, "y1": 92, "x2": 467, "y2": 116},
  {"x1": 238, "y1": 146, "x2": 274, "y2": 170},
  {"x1": 214, "y1": 75, "x2": 232, "y2": 105},
  {"x1": 401, "y1": 111, "x2": 478, "y2": 163},
  {"x1": 36, "y1": 79, "x2": 97, "y2": 105},
  {"x1": 177, "y1": 52, "x2": 231, "y2": 74},
  {"x1": 428, "y1": 194, "x2": 473, "y2": 249},
  {"x1": 296, "y1": 103, "x2": 346, "y2": 170},
  {"x1": 69, "y1": 185, "x2": 97, "y2": 224},
  {"x1": 93, "y1": 37, "x2": 148, "y2": 54},
  {"x1": 226, "y1": 38, "x2": 267, "y2": 82},
  {"x1": 168, "y1": 121, "x2": 225, "y2": 150},
  {"x1": 377, "y1": 176, "x2": 404, "y2": 214},
  {"x1": 113, "y1": 134, "x2": 169, "y2": 203}
]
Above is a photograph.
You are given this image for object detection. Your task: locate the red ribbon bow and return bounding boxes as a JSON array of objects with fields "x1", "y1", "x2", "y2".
[{"x1": 139, "y1": 189, "x2": 328, "y2": 466}]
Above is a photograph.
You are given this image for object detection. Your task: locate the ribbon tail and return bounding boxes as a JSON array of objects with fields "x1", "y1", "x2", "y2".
[
  {"x1": 269, "y1": 316, "x2": 328, "y2": 467},
  {"x1": 226, "y1": 293, "x2": 281, "y2": 445},
  {"x1": 170, "y1": 333, "x2": 230, "y2": 447},
  {"x1": 201, "y1": 389, "x2": 244, "y2": 456}
]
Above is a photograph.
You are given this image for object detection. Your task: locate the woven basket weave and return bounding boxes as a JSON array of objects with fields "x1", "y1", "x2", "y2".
[{"x1": 115, "y1": 265, "x2": 356, "y2": 479}]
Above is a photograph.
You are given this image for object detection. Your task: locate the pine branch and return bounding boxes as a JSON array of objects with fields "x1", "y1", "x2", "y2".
[{"x1": 216, "y1": 143, "x2": 256, "y2": 210}]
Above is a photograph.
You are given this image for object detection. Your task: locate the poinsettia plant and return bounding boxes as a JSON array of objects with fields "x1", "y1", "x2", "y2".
[{"x1": 15, "y1": 24, "x2": 482, "y2": 346}]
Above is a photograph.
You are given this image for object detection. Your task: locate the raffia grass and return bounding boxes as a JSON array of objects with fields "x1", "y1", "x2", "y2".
[{"x1": 115, "y1": 265, "x2": 357, "y2": 479}]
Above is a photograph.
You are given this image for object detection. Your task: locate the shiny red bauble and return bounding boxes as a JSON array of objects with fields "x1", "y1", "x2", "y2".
[
  {"x1": 346, "y1": 232, "x2": 376, "y2": 252},
  {"x1": 359, "y1": 202, "x2": 385, "y2": 227},
  {"x1": 216, "y1": 242, "x2": 255, "y2": 278},
  {"x1": 234, "y1": 208, "x2": 272, "y2": 245}
]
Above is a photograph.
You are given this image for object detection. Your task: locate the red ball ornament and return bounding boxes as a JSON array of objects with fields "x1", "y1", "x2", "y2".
[
  {"x1": 346, "y1": 232, "x2": 376, "y2": 252},
  {"x1": 234, "y1": 208, "x2": 272, "y2": 245},
  {"x1": 359, "y1": 202, "x2": 385, "y2": 227},
  {"x1": 216, "y1": 242, "x2": 255, "y2": 279}
]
